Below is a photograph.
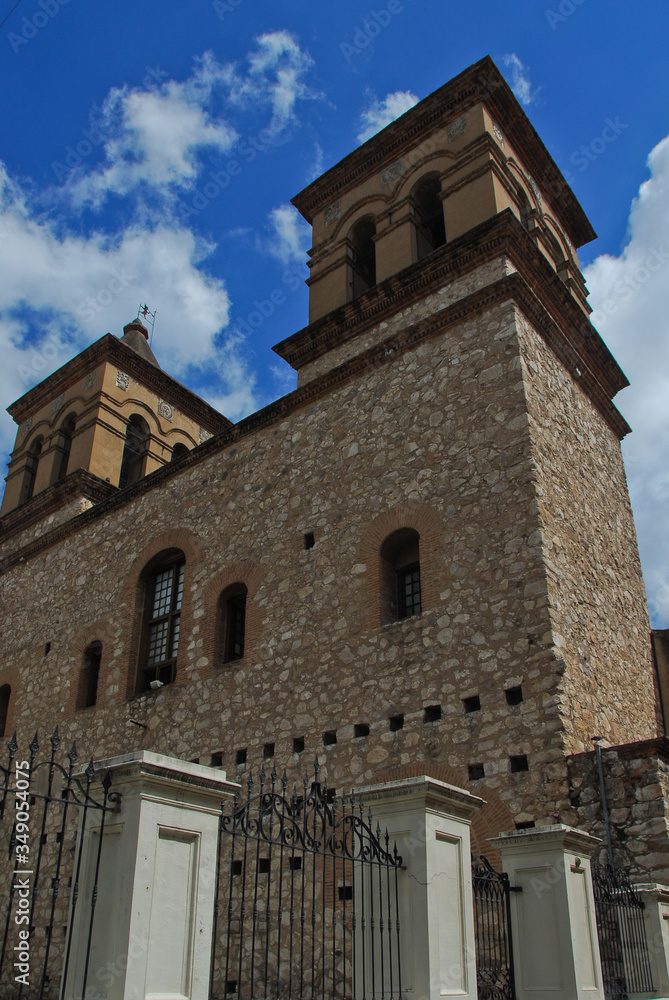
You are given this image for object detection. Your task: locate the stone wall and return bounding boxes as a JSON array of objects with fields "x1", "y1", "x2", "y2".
[
  {"x1": 567, "y1": 740, "x2": 669, "y2": 885},
  {"x1": 516, "y1": 311, "x2": 657, "y2": 752}
]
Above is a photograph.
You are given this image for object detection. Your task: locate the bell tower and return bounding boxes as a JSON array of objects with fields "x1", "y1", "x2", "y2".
[{"x1": 0, "y1": 317, "x2": 230, "y2": 520}]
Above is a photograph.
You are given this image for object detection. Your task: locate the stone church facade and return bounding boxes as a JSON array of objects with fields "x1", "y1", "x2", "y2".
[{"x1": 1, "y1": 57, "x2": 667, "y2": 877}]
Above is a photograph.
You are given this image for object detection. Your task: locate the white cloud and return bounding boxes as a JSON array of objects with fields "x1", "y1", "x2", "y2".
[
  {"x1": 584, "y1": 134, "x2": 669, "y2": 627},
  {"x1": 357, "y1": 90, "x2": 419, "y2": 144},
  {"x1": 0, "y1": 162, "x2": 257, "y2": 467},
  {"x1": 502, "y1": 54, "x2": 537, "y2": 107},
  {"x1": 59, "y1": 35, "x2": 318, "y2": 211},
  {"x1": 264, "y1": 204, "x2": 311, "y2": 265}
]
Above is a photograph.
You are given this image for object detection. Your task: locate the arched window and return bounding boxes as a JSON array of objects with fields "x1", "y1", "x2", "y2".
[
  {"x1": 412, "y1": 174, "x2": 446, "y2": 259},
  {"x1": 138, "y1": 550, "x2": 185, "y2": 692},
  {"x1": 219, "y1": 583, "x2": 247, "y2": 663},
  {"x1": 21, "y1": 436, "x2": 43, "y2": 505},
  {"x1": 0, "y1": 685, "x2": 10, "y2": 739},
  {"x1": 380, "y1": 528, "x2": 422, "y2": 624},
  {"x1": 119, "y1": 414, "x2": 150, "y2": 488},
  {"x1": 171, "y1": 442, "x2": 189, "y2": 462},
  {"x1": 54, "y1": 414, "x2": 76, "y2": 482},
  {"x1": 77, "y1": 641, "x2": 102, "y2": 709},
  {"x1": 349, "y1": 216, "x2": 377, "y2": 299}
]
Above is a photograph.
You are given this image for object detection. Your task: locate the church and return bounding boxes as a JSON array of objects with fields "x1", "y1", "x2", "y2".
[{"x1": 1, "y1": 55, "x2": 667, "y2": 878}]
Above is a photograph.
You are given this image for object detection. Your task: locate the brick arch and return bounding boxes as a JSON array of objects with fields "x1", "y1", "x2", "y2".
[
  {"x1": 356, "y1": 501, "x2": 445, "y2": 629},
  {"x1": 64, "y1": 619, "x2": 116, "y2": 715},
  {"x1": 394, "y1": 151, "x2": 455, "y2": 203},
  {"x1": 373, "y1": 761, "x2": 514, "y2": 867},
  {"x1": 330, "y1": 196, "x2": 389, "y2": 245},
  {"x1": 47, "y1": 394, "x2": 87, "y2": 431},
  {"x1": 201, "y1": 559, "x2": 267, "y2": 671},
  {"x1": 120, "y1": 528, "x2": 206, "y2": 699}
]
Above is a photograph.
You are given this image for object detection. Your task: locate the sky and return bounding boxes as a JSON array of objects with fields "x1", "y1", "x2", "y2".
[{"x1": 0, "y1": 0, "x2": 667, "y2": 626}]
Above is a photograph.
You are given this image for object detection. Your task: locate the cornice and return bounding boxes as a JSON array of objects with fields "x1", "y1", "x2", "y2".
[
  {"x1": 292, "y1": 56, "x2": 595, "y2": 247},
  {"x1": 0, "y1": 469, "x2": 117, "y2": 541},
  {"x1": 7, "y1": 335, "x2": 231, "y2": 433},
  {"x1": 0, "y1": 268, "x2": 629, "y2": 575},
  {"x1": 274, "y1": 210, "x2": 627, "y2": 401}
]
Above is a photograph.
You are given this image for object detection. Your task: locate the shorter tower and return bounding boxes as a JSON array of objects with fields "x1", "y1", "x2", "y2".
[{"x1": 0, "y1": 318, "x2": 229, "y2": 520}]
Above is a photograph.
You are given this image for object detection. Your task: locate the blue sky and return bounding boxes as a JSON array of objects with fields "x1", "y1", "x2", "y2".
[{"x1": 0, "y1": 0, "x2": 667, "y2": 625}]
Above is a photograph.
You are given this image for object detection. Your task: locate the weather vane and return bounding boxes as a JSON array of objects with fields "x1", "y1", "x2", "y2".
[{"x1": 137, "y1": 303, "x2": 157, "y2": 345}]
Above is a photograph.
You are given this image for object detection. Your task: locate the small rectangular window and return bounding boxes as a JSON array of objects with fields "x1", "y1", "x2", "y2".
[
  {"x1": 263, "y1": 742, "x2": 275, "y2": 759},
  {"x1": 231, "y1": 860, "x2": 242, "y2": 876},
  {"x1": 288, "y1": 856, "x2": 302, "y2": 871},
  {"x1": 510, "y1": 754, "x2": 529, "y2": 773},
  {"x1": 235, "y1": 749, "x2": 247, "y2": 766},
  {"x1": 338, "y1": 885, "x2": 353, "y2": 901},
  {"x1": 354, "y1": 724, "x2": 369, "y2": 738},
  {"x1": 423, "y1": 704, "x2": 441, "y2": 723},
  {"x1": 304, "y1": 532, "x2": 315, "y2": 549},
  {"x1": 323, "y1": 730, "x2": 337, "y2": 746},
  {"x1": 468, "y1": 763, "x2": 485, "y2": 780},
  {"x1": 515, "y1": 820, "x2": 535, "y2": 830},
  {"x1": 211, "y1": 752, "x2": 223, "y2": 767},
  {"x1": 505, "y1": 686, "x2": 523, "y2": 706},
  {"x1": 258, "y1": 858, "x2": 270, "y2": 874},
  {"x1": 463, "y1": 695, "x2": 481, "y2": 714},
  {"x1": 389, "y1": 714, "x2": 404, "y2": 732},
  {"x1": 293, "y1": 737, "x2": 305, "y2": 754}
]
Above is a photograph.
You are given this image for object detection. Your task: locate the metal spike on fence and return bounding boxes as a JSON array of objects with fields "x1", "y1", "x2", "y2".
[
  {"x1": 29, "y1": 730, "x2": 40, "y2": 756},
  {"x1": 259, "y1": 764, "x2": 266, "y2": 787},
  {"x1": 67, "y1": 741, "x2": 78, "y2": 766},
  {"x1": 314, "y1": 754, "x2": 320, "y2": 780},
  {"x1": 85, "y1": 758, "x2": 96, "y2": 782},
  {"x1": 281, "y1": 769, "x2": 288, "y2": 792},
  {"x1": 270, "y1": 764, "x2": 277, "y2": 787},
  {"x1": 102, "y1": 770, "x2": 112, "y2": 793},
  {"x1": 7, "y1": 731, "x2": 17, "y2": 756},
  {"x1": 50, "y1": 726, "x2": 60, "y2": 751}
]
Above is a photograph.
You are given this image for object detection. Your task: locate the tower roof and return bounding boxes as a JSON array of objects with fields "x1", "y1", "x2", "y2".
[{"x1": 120, "y1": 318, "x2": 160, "y2": 368}]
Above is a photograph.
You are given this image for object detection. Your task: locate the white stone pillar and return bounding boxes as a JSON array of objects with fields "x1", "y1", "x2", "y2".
[
  {"x1": 490, "y1": 825, "x2": 605, "y2": 1000},
  {"x1": 61, "y1": 750, "x2": 239, "y2": 1000},
  {"x1": 634, "y1": 883, "x2": 669, "y2": 998},
  {"x1": 355, "y1": 775, "x2": 483, "y2": 1000}
]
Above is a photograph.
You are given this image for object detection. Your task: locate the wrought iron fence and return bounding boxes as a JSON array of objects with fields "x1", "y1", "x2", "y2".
[
  {"x1": 471, "y1": 855, "x2": 516, "y2": 1000},
  {"x1": 591, "y1": 862, "x2": 655, "y2": 1000},
  {"x1": 211, "y1": 760, "x2": 404, "y2": 1000},
  {"x1": 0, "y1": 729, "x2": 119, "y2": 1000}
]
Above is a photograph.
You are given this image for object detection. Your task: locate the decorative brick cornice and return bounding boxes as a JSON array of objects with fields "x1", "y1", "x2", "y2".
[
  {"x1": 7, "y1": 335, "x2": 232, "y2": 434},
  {"x1": 0, "y1": 267, "x2": 629, "y2": 575},
  {"x1": 274, "y1": 210, "x2": 627, "y2": 401},
  {"x1": 0, "y1": 469, "x2": 117, "y2": 540},
  {"x1": 292, "y1": 56, "x2": 595, "y2": 247}
]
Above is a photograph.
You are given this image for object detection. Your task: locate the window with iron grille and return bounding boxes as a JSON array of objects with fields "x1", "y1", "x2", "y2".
[
  {"x1": 398, "y1": 562, "x2": 422, "y2": 618},
  {"x1": 380, "y1": 527, "x2": 422, "y2": 623},
  {"x1": 139, "y1": 555, "x2": 185, "y2": 691}
]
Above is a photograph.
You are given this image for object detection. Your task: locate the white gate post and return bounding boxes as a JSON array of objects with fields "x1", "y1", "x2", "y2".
[
  {"x1": 355, "y1": 775, "x2": 483, "y2": 1000},
  {"x1": 61, "y1": 750, "x2": 239, "y2": 1000},
  {"x1": 634, "y1": 883, "x2": 669, "y2": 998},
  {"x1": 489, "y1": 825, "x2": 605, "y2": 1000}
]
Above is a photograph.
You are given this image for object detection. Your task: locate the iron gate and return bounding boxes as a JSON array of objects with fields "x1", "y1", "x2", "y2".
[
  {"x1": 0, "y1": 730, "x2": 119, "y2": 1000},
  {"x1": 472, "y1": 855, "x2": 516, "y2": 1000},
  {"x1": 210, "y1": 760, "x2": 404, "y2": 1000},
  {"x1": 591, "y1": 862, "x2": 655, "y2": 1000}
]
